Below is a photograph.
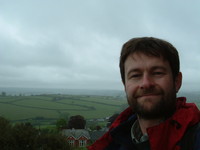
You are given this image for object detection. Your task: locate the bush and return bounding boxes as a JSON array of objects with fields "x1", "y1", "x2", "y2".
[{"x1": 0, "y1": 117, "x2": 71, "y2": 150}]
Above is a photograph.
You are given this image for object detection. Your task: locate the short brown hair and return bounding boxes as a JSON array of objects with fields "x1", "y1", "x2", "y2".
[{"x1": 119, "y1": 37, "x2": 180, "y2": 84}]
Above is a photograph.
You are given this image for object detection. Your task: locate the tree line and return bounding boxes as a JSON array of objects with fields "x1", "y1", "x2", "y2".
[
  {"x1": 0, "y1": 116, "x2": 71, "y2": 150},
  {"x1": 0, "y1": 110, "x2": 119, "y2": 149}
]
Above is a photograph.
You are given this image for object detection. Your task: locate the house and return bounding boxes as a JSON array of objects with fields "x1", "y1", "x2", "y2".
[
  {"x1": 62, "y1": 129, "x2": 91, "y2": 147},
  {"x1": 89, "y1": 130, "x2": 106, "y2": 142}
]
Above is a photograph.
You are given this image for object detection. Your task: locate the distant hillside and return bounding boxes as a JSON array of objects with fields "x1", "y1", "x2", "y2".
[
  {"x1": 178, "y1": 91, "x2": 200, "y2": 102},
  {"x1": 0, "y1": 87, "x2": 125, "y2": 97},
  {"x1": 1, "y1": 87, "x2": 199, "y2": 101}
]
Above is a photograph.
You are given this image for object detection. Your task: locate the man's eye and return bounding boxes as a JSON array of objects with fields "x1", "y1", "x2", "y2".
[
  {"x1": 130, "y1": 74, "x2": 141, "y2": 78},
  {"x1": 153, "y1": 72, "x2": 164, "y2": 75}
]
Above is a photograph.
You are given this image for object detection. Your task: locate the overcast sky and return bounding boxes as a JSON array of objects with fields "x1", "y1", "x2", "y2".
[{"x1": 0, "y1": 0, "x2": 200, "y2": 92}]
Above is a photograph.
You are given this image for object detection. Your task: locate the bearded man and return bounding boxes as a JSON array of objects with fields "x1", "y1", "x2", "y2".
[{"x1": 88, "y1": 37, "x2": 200, "y2": 150}]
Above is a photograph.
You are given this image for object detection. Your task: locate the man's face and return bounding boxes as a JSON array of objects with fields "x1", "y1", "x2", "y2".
[{"x1": 124, "y1": 53, "x2": 182, "y2": 119}]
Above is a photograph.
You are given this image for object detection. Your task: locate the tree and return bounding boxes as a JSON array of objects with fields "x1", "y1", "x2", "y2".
[
  {"x1": 11, "y1": 122, "x2": 39, "y2": 149},
  {"x1": 95, "y1": 125, "x2": 102, "y2": 131},
  {"x1": 0, "y1": 116, "x2": 71, "y2": 149},
  {"x1": 67, "y1": 115, "x2": 86, "y2": 129},
  {"x1": 0, "y1": 116, "x2": 14, "y2": 149},
  {"x1": 56, "y1": 118, "x2": 67, "y2": 130},
  {"x1": 37, "y1": 133, "x2": 71, "y2": 150},
  {"x1": 1, "y1": 92, "x2": 6, "y2": 96}
]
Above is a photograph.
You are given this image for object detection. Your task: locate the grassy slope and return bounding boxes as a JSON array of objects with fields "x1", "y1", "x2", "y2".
[
  {"x1": 0, "y1": 95, "x2": 127, "y2": 121},
  {"x1": 1, "y1": 94, "x2": 198, "y2": 123}
]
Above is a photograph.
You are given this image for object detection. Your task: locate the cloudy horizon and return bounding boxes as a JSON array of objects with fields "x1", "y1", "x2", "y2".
[{"x1": 0, "y1": 0, "x2": 200, "y2": 92}]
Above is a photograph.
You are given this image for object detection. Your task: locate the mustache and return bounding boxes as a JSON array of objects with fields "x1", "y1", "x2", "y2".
[{"x1": 135, "y1": 89, "x2": 163, "y2": 98}]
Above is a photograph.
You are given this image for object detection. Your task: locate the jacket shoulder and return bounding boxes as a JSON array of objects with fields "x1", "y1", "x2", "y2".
[
  {"x1": 194, "y1": 123, "x2": 200, "y2": 149},
  {"x1": 179, "y1": 122, "x2": 200, "y2": 150}
]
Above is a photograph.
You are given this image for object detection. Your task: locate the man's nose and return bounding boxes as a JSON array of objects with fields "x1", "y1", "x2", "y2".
[{"x1": 139, "y1": 75, "x2": 154, "y2": 89}]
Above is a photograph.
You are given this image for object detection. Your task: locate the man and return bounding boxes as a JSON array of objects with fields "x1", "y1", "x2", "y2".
[{"x1": 88, "y1": 37, "x2": 200, "y2": 150}]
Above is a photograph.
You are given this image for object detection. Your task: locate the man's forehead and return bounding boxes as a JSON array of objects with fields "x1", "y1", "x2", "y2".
[
  {"x1": 126, "y1": 52, "x2": 166, "y2": 62},
  {"x1": 124, "y1": 52, "x2": 170, "y2": 72}
]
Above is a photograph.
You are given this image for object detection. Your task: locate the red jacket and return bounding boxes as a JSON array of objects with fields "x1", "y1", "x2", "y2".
[{"x1": 88, "y1": 97, "x2": 200, "y2": 150}]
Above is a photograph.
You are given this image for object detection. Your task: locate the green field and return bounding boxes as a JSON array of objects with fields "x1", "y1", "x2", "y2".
[
  {"x1": 2, "y1": 93, "x2": 199, "y2": 127},
  {"x1": 0, "y1": 94, "x2": 127, "y2": 124}
]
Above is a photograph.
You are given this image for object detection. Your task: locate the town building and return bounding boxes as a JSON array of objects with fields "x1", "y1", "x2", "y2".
[{"x1": 62, "y1": 129, "x2": 90, "y2": 147}]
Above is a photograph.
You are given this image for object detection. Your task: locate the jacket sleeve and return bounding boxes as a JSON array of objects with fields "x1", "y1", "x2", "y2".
[{"x1": 194, "y1": 123, "x2": 200, "y2": 150}]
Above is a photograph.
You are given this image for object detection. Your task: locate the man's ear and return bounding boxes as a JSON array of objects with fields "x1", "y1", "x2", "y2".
[{"x1": 175, "y1": 72, "x2": 182, "y2": 93}]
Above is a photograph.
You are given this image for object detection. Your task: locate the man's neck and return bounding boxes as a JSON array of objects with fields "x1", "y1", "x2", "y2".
[{"x1": 137, "y1": 116, "x2": 164, "y2": 135}]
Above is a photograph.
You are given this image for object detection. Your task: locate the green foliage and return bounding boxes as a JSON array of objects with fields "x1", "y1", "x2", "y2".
[
  {"x1": 56, "y1": 118, "x2": 67, "y2": 130},
  {"x1": 0, "y1": 116, "x2": 14, "y2": 149},
  {"x1": 67, "y1": 115, "x2": 86, "y2": 129},
  {"x1": 37, "y1": 133, "x2": 71, "y2": 150},
  {"x1": 0, "y1": 117, "x2": 71, "y2": 150},
  {"x1": 12, "y1": 122, "x2": 38, "y2": 149},
  {"x1": 1, "y1": 92, "x2": 6, "y2": 96},
  {"x1": 88, "y1": 124, "x2": 102, "y2": 131}
]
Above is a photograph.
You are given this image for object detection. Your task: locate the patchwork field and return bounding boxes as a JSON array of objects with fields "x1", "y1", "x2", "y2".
[
  {"x1": 0, "y1": 94, "x2": 127, "y2": 124},
  {"x1": 1, "y1": 92, "x2": 199, "y2": 127}
]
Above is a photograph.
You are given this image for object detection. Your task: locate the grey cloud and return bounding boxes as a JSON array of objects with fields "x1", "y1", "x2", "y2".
[{"x1": 0, "y1": 0, "x2": 200, "y2": 91}]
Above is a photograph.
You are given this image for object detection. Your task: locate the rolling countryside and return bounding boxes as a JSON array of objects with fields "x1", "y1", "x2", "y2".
[
  {"x1": 0, "y1": 94, "x2": 127, "y2": 126},
  {"x1": 0, "y1": 89, "x2": 200, "y2": 127}
]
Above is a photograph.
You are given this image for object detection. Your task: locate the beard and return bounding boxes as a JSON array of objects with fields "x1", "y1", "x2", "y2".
[{"x1": 127, "y1": 86, "x2": 177, "y2": 120}]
